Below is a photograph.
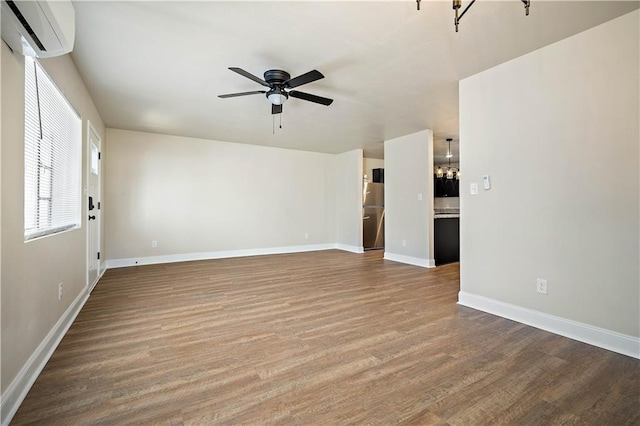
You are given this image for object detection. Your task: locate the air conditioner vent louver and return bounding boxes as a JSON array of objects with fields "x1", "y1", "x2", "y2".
[
  {"x1": 1, "y1": 0, "x2": 75, "y2": 58},
  {"x1": 5, "y1": 1, "x2": 46, "y2": 51}
]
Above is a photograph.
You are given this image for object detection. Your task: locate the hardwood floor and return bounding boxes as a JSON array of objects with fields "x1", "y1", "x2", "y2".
[{"x1": 11, "y1": 250, "x2": 639, "y2": 425}]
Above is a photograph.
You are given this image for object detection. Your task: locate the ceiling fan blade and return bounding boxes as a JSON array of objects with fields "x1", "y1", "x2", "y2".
[
  {"x1": 284, "y1": 70, "x2": 324, "y2": 89},
  {"x1": 272, "y1": 104, "x2": 283, "y2": 115},
  {"x1": 228, "y1": 67, "x2": 270, "y2": 87},
  {"x1": 218, "y1": 90, "x2": 266, "y2": 98},
  {"x1": 289, "y1": 90, "x2": 333, "y2": 106}
]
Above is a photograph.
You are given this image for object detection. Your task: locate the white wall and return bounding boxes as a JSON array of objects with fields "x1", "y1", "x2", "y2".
[
  {"x1": 0, "y1": 32, "x2": 3, "y2": 391},
  {"x1": 384, "y1": 130, "x2": 434, "y2": 267},
  {"x1": 1, "y1": 43, "x2": 105, "y2": 423},
  {"x1": 105, "y1": 129, "x2": 337, "y2": 263},
  {"x1": 334, "y1": 149, "x2": 363, "y2": 252},
  {"x1": 459, "y1": 11, "x2": 639, "y2": 355}
]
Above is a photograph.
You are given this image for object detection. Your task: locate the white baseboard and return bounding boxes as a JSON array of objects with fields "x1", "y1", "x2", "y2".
[
  {"x1": 99, "y1": 260, "x2": 107, "y2": 278},
  {"x1": 383, "y1": 252, "x2": 435, "y2": 268},
  {"x1": 458, "y1": 291, "x2": 640, "y2": 359},
  {"x1": 1, "y1": 288, "x2": 91, "y2": 426},
  {"x1": 88, "y1": 266, "x2": 107, "y2": 293},
  {"x1": 334, "y1": 244, "x2": 364, "y2": 254},
  {"x1": 105, "y1": 244, "x2": 342, "y2": 269}
]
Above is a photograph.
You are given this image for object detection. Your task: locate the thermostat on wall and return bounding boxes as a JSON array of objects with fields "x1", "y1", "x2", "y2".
[{"x1": 483, "y1": 175, "x2": 491, "y2": 190}]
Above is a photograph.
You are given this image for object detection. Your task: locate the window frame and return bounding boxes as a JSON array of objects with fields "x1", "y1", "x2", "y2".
[{"x1": 24, "y1": 56, "x2": 82, "y2": 242}]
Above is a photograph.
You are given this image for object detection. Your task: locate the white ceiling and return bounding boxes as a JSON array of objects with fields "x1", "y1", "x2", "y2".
[{"x1": 70, "y1": 1, "x2": 638, "y2": 161}]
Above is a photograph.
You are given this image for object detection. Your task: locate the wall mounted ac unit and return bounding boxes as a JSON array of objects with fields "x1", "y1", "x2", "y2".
[{"x1": 1, "y1": 0, "x2": 75, "y2": 58}]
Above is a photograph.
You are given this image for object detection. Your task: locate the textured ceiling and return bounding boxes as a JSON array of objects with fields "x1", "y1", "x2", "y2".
[{"x1": 70, "y1": 1, "x2": 638, "y2": 161}]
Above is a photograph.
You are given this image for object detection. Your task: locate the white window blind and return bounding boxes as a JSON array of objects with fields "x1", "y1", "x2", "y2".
[{"x1": 24, "y1": 56, "x2": 82, "y2": 241}]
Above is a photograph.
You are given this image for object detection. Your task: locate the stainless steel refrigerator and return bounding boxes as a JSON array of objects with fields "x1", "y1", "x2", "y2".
[{"x1": 363, "y1": 182, "x2": 385, "y2": 250}]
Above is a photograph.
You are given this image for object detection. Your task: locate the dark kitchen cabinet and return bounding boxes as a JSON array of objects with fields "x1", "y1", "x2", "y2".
[
  {"x1": 434, "y1": 175, "x2": 459, "y2": 197},
  {"x1": 434, "y1": 217, "x2": 459, "y2": 265}
]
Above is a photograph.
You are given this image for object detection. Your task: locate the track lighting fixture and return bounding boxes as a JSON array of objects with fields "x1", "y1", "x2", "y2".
[{"x1": 415, "y1": 0, "x2": 531, "y2": 32}]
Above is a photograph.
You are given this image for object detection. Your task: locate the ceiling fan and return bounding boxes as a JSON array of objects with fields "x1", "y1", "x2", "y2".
[{"x1": 218, "y1": 67, "x2": 333, "y2": 115}]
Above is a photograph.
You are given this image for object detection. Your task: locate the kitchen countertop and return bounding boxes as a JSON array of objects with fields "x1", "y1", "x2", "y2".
[{"x1": 434, "y1": 208, "x2": 460, "y2": 219}]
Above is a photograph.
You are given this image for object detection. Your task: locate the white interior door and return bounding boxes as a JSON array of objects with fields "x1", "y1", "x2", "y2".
[{"x1": 87, "y1": 123, "x2": 101, "y2": 291}]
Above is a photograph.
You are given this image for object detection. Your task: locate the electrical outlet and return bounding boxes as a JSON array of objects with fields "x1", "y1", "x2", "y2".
[
  {"x1": 402, "y1": 239, "x2": 407, "y2": 247},
  {"x1": 152, "y1": 240, "x2": 158, "y2": 248},
  {"x1": 536, "y1": 278, "x2": 548, "y2": 295},
  {"x1": 58, "y1": 282, "x2": 63, "y2": 300}
]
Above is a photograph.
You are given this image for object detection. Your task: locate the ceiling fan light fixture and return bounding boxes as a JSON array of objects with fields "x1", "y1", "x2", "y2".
[{"x1": 267, "y1": 92, "x2": 287, "y2": 105}]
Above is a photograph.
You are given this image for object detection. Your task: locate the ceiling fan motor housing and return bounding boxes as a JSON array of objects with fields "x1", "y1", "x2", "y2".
[
  {"x1": 264, "y1": 70, "x2": 290, "y2": 104},
  {"x1": 264, "y1": 69, "x2": 291, "y2": 84}
]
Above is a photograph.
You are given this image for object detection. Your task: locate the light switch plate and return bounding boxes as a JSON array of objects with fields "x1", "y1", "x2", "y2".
[
  {"x1": 537, "y1": 278, "x2": 548, "y2": 295},
  {"x1": 470, "y1": 183, "x2": 479, "y2": 195}
]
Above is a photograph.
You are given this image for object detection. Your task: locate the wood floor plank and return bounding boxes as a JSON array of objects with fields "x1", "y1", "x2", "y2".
[{"x1": 10, "y1": 250, "x2": 640, "y2": 425}]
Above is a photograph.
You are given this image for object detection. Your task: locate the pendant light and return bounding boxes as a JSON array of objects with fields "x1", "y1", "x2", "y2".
[{"x1": 446, "y1": 138, "x2": 454, "y2": 179}]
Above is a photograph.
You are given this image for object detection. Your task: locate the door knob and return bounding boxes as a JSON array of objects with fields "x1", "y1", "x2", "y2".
[{"x1": 88, "y1": 215, "x2": 96, "y2": 220}]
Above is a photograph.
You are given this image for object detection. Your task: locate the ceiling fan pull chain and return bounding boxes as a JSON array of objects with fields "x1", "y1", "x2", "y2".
[
  {"x1": 279, "y1": 113, "x2": 282, "y2": 129},
  {"x1": 273, "y1": 115, "x2": 275, "y2": 135}
]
